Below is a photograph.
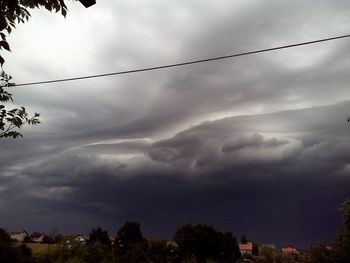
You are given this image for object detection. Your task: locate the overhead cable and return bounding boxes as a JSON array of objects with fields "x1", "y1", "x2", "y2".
[{"x1": 10, "y1": 34, "x2": 350, "y2": 88}]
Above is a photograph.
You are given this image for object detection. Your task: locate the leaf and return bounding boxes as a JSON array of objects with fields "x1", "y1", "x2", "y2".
[
  {"x1": 61, "y1": 8, "x2": 67, "y2": 17},
  {"x1": 0, "y1": 41, "x2": 11, "y2": 52},
  {"x1": 0, "y1": 55, "x2": 4, "y2": 66},
  {"x1": 4, "y1": 131, "x2": 23, "y2": 138}
]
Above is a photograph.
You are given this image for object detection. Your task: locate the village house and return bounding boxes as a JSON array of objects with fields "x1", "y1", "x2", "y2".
[
  {"x1": 75, "y1": 234, "x2": 87, "y2": 244},
  {"x1": 239, "y1": 242, "x2": 253, "y2": 255},
  {"x1": 10, "y1": 230, "x2": 28, "y2": 242},
  {"x1": 31, "y1": 232, "x2": 45, "y2": 243},
  {"x1": 281, "y1": 246, "x2": 299, "y2": 255}
]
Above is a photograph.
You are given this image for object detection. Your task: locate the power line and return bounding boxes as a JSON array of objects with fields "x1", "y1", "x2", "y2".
[{"x1": 10, "y1": 34, "x2": 350, "y2": 87}]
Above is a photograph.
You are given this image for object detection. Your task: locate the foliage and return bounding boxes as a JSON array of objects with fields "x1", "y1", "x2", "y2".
[
  {"x1": 148, "y1": 239, "x2": 169, "y2": 263},
  {"x1": 88, "y1": 227, "x2": 111, "y2": 247},
  {"x1": 0, "y1": 0, "x2": 68, "y2": 66},
  {"x1": 82, "y1": 242, "x2": 112, "y2": 263},
  {"x1": 218, "y1": 231, "x2": 241, "y2": 263},
  {"x1": 0, "y1": 228, "x2": 28, "y2": 263},
  {"x1": 0, "y1": 71, "x2": 40, "y2": 138},
  {"x1": 274, "y1": 253, "x2": 295, "y2": 263},
  {"x1": 114, "y1": 221, "x2": 148, "y2": 256},
  {"x1": 174, "y1": 224, "x2": 240, "y2": 263},
  {"x1": 338, "y1": 198, "x2": 350, "y2": 231},
  {"x1": 300, "y1": 243, "x2": 336, "y2": 263},
  {"x1": 332, "y1": 198, "x2": 350, "y2": 263},
  {"x1": 258, "y1": 246, "x2": 275, "y2": 263},
  {"x1": 42, "y1": 235, "x2": 55, "y2": 244},
  {"x1": 254, "y1": 255, "x2": 269, "y2": 263},
  {"x1": 0, "y1": 1, "x2": 96, "y2": 139},
  {"x1": 0, "y1": 0, "x2": 75, "y2": 139},
  {"x1": 121, "y1": 244, "x2": 149, "y2": 263},
  {"x1": 0, "y1": 228, "x2": 11, "y2": 243}
]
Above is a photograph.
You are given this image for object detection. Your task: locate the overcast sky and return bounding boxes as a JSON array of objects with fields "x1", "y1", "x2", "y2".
[{"x1": 1, "y1": 0, "x2": 350, "y2": 248}]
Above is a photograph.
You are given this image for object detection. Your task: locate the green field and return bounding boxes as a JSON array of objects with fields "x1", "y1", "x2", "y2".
[{"x1": 24, "y1": 243, "x2": 57, "y2": 255}]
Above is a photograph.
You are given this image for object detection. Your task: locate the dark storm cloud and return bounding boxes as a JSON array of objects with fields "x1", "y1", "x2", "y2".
[{"x1": 2, "y1": 103, "x2": 350, "y2": 248}]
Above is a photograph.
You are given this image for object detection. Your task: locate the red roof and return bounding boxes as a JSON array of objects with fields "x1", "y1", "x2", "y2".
[
  {"x1": 282, "y1": 246, "x2": 298, "y2": 254},
  {"x1": 31, "y1": 232, "x2": 45, "y2": 239},
  {"x1": 239, "y1": 242, "x2": 253, "y2": 251}
]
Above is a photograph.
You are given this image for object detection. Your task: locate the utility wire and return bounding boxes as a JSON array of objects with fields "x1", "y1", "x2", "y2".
[{"x1": 10, "y1": 34, "x2": 350, "y2": 87}]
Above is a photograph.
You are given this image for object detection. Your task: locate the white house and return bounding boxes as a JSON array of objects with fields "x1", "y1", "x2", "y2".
[
  {"x1": 31, "y1": 232, "x2": 45, "y2": 243},
  {"x1": 239, "y1": 242, "x2": 253, "y2": 255},
  {"x1": 10, "y1": 230, "x2": 28, "y2": 242},
  {"x1": 75, "y1": 234, "x2": 86, "y2": 244}
]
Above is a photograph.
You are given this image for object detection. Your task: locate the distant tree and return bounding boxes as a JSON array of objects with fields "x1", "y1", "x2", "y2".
[
  {"x1": 254, "y1": 255, "x2": 269, "y2": 263},
  {"x1": 0, "y1": 228, "x2": 11, "y2": 242},
  {"x1": 252, "y1": 242, "x2": 259, "y2": 256},
  {"x1": 54, "y1": 233, "x2": 64, "y2": 244},
  {"x1": 87, "y1": 227, "x2": 111, "y2": 249},
  {"x1": 174, "y1": 224, "x2": 219, "y2": 261},
  {"x1": 114, "y1": 221, "x2": 148, "y2": 256},
  {"x1": 333, "y1": 198, "x2": 350, "y2": 263},
  {"x1": 0, "y1": 228, "x2": 22, "y2": 263},
  {"x1": 122, "y1": 244, "x2": 149, "y2": 263},
  {"x1": 148, "y1": 239, "x2": 169, "y2": 263},
  {"x1": 339, "y1": 198, "x2": 350, "y2": 231},
  {"x1": 174, "y1": 224, "x2": 240, "y2": 263},
  {"x1": 218, "y1": 232, "x2": 241, "y2": 263},
  {"x1": 274, "y1": 253, "x2": 295, "y2": 263},
  {"x1": 259, "y1": 246, "x2": 274, "y2": 263},
  {"x1": 23, "y1": 235, "x2": 32, "y2": 243},
  {"x1": 83, "y1": 242, "x2": 111, "y2": 263},
  {"x1": 42, "y1": 234, "x2": 55, "y2": 244},
  {"x1": 301, "y1": 243, "x2": 336, "y2": 263}
]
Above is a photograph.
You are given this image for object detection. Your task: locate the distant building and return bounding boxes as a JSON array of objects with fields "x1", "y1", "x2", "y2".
[
  {"x1": 239, "y1": 242, "x2": 253, "y2": 255},
  {"x1": 10, "y1": 230, "x2": 28, "y2": 242},
  {"x1": 31, "y1": 232, "x2": 45, "y2": 243},
  {"x1": 281, "y1": 246, "x2": 299, "y2": 255},
  {"x1": 75, "y1": 234, "x2": 86, "y2": 244}
]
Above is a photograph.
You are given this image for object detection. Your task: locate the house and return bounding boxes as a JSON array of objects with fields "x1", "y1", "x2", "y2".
[
  {"x1": 239, "y1": 242, "x2": 253, "y2": 255},
  {"x1": 75, "y1": 234, "x2": 86, "y2": 244},
  {"x1": 10, "y1": 230, "x2": 28, "y2": 242},
  {"x1": 31, "y1": 232, "x2": 45, "y2": 243},
  {"x1": 281, "y1": 246, "x2": 299, "y2": 255}
]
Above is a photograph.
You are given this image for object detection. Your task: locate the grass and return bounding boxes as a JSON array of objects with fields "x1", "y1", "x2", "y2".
[{"x1": 24, "y1": 243, "x2": 57, "y2": 255}]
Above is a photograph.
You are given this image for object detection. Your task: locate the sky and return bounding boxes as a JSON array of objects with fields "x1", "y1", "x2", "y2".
[{"x1": 1, "y1": 0, "x2": 350, "y2": 248}]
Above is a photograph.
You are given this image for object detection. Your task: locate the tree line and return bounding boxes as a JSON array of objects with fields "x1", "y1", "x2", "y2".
[
  {"x1": 0, "y1": 198, "x2": 349, "y2": 263},
  {"x1": 0, "y1": 222, "x2": 241, "y2": 263}
]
